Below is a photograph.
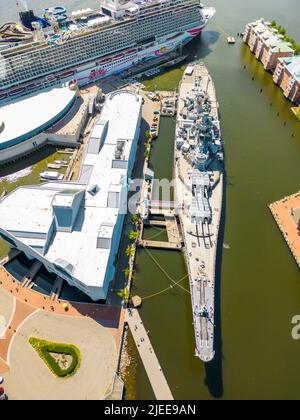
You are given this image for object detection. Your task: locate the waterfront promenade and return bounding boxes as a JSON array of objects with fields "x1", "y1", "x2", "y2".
[
  {"x1": 0, "y1": 265, "x2": 124, "y2": 399},
  {"x1": 270, "y1": 192, "x2": 300, "y2": 267},
  {"x1": 125, "y1": 309, "x2": 173, "y2": 400}
]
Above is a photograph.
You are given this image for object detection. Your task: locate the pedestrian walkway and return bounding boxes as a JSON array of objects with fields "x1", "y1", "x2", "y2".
[
  {"x1": 125, "y1": 308, "x2": 173, "y2": 400},
  {"x1": 138, "y1": 240, "x2": 181, "y2": 250}
]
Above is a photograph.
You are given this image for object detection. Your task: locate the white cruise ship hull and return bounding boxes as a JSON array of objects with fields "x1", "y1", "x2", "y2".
[{"x1": 0, "y1": 23, "x2": 208, "y2": 103}]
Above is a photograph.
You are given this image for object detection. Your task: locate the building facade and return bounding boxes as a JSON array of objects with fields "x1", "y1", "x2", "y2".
[
  {"x1": 273, "y1": 56, "x2": 300, "y2": 103},
  {"x1": 243, "y1": 19, "x2": 294, "y2": 70}
]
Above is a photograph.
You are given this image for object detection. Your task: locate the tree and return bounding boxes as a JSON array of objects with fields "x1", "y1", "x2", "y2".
[
  {"x1": 278, "y1": 26, "x2": 286, "y2": 36},
  {"x1": 131, "y1": 214, "x2": 140, "y2": 225},
  {"x1": 129, "y1": 230, "x2": 138, "y2": 241},
  {"x1": 145, "y1": 130, "x2": 152, "y2": 140},
  {"x1": 126, "y1": 245, "x2": 134, "y2": 258},
  {"x1": 117, "y1": 286, "x2": 131, "y2": 303},
  {"x1": 144, "y1": 142, "x2": 151, "y2": 159},
  {"x1": 270, "y1": 20, "x2": 277, "y2": 27},
  {"x1": 123, "y1": 267, "x2": 130, "y2": 278}
]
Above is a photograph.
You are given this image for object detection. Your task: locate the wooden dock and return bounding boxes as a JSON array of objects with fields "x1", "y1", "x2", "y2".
[
  {"x1": 125, "y1": 308, "x2": 173, "y2": 400},
  {"x1": 140, "y1": 214, "x2": 182, "y2": 250},
  {"x1": 138, "y1": 240, "x2": 181, "y2": 250}
]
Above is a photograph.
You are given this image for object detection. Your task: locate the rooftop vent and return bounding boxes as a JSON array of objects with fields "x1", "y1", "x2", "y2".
[{"x1": 115, "y1": 139, "x2": 125, "y2": 159}]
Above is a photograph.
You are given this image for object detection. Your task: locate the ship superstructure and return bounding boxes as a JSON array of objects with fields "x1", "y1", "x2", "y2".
[{"x1": 0, "y1": 0, "x2": 215, "y2": 103}]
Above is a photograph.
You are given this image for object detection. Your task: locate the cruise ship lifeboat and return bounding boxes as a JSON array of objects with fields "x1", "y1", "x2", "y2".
[
  {"x1": 26, "y1": 82, "x2": 39, "y2": 90},
  {"x1": 113, "y1": 53, "x2": 125, "y2": 59},
  {"x1": 126, "y1": 49, "x2": 137, "y2": 55},
  {"x1": 9, "y1": 87, "x2": 25, "y2": 96},
  {"x1": 99, "y1": 57, "x2": 112, "y2": 64},
  {"x1": 60, "y1": 70, "x2": 75, "y2": 78}
]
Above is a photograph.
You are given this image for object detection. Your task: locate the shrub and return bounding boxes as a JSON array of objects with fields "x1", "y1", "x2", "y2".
[
  {"x1": 129, "y1": 230, "x2": 138, "y2": 241},
  {"x1": 29, "y1": 337, "x2": 81, "y2": 378}
]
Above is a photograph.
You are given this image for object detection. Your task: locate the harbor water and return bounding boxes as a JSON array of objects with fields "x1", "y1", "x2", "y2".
[{"x1": 1, "y1": 0, "x2": 300, "y2": 400}]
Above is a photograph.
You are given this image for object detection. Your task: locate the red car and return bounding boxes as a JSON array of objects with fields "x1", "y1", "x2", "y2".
[{"x1": 0, "y1": 386, "x2": 6, "y2": 401}]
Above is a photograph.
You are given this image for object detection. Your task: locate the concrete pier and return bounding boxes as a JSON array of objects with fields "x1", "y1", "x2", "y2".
[
  {"x1": 139, "y1": 240, "x2": 182, "y2": 250},
  {"x1": 270, "y1": 192, "x2": 300, "y2": 267},
  {"x1": 125, "y1": 308, "x2": 173, "y2": 400}
]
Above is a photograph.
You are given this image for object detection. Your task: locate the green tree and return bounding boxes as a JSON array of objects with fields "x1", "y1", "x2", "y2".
[
  {"x1": 278, "y1": 27, "x2": 286, "y2": 36},
  {"x1": 129, "y1": 230, "x2": 138, "y2": 241},
  {"x1": 144, "y1": 142, "x2": 151, "y2": 159},
  {"x1": 126, "y1": 245, "x2": 134, "y2": 258},
  {"x1": 123, "y1": 267, "x2": 130, "y2": 278},
  {"x1": 145, "y1": 130, "x2": 152, "y2": 140},
  {"x1": 117, "y1": 287, "x2": 131, "y2": 303},
  {"x1": 131, "y1": 214, "x2": 140, "y2": 225}
]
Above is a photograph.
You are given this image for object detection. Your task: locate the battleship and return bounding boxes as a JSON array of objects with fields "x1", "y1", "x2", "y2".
[
  {"x1": 174, "y1": 63, "x2": 223, "y2": 362},
  {"x1": 0, "y1": 0, "x2": 215, "y2": 103}
]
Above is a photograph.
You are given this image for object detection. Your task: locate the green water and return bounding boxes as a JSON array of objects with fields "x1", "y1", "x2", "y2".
[{"x1": 130, "y1": 0, "x2": 300, "y2": 400}]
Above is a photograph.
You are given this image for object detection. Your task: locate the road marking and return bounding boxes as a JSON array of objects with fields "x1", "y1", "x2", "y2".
[
  {"x1": 7, "y1": 308, "x2": 40, "y2": 366},
  {"x1": 0, "y1": 296, "x2": 16, "y2": 340}
]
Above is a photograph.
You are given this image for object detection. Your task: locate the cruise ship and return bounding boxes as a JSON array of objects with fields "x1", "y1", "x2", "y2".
[{"x1": 0, "y1": 0, "x2": 215, "y2": 103}]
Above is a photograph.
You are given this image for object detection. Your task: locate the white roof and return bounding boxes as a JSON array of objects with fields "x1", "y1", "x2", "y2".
[
  {"x1": 0, "y1": 90, "x2": 142, "y2": 292},
  {"x1": 185, "y1": 66, "x2": 194, "y2": 76},
  {"x1": 0, "y1": 85, "x2": 76, "y2": 147}
]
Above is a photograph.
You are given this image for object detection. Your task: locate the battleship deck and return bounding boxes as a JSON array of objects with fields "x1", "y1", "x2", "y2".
[{"x1": 174, "y1": 63, "x2": 223, "y2": 362}]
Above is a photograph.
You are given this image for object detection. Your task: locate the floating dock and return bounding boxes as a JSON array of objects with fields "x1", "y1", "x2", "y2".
[
  {"x1": 174, "y1": 63, "x2": 223, "y2": 362},
  {"x1": 270, "y1": 192, "x2": 300, "y2": 267},
  {"x1": 227, "y1": 36, "x2": 236, "y2": 44}
]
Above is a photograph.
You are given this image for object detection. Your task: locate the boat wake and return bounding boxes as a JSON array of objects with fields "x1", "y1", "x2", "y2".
[{"x1": 223, "y1": 243, "x2": 230, "y2": 250}]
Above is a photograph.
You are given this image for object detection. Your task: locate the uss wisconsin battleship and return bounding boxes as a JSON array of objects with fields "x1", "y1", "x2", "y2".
[
  {"x1": 174, "y1": 63, "x2": 223, "y2": 361},
  {"x1": 0, "y1": 0, "x2": 215, "y2": 103}
]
